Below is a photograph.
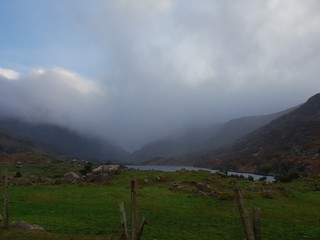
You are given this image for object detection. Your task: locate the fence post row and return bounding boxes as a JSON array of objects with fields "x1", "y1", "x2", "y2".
[
  {"x1": 2, "y1": 173, "x2": 9, "y2": 229},
  {"x1": 131, "y1": 178, "x2": 137, "y2": 240},
  {"x1": 253, "y1": 207, "x2": 262, "y2": 240},
  {"x1": 234, "y1": 187, "x2": 256, "y2": 240},
  {"x1": 119, "y1": 201, "x2": 129, "y2": 239}
]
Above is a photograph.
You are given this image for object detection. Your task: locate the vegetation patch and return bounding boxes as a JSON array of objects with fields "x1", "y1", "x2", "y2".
[{"x1": 0, "y1": 162, "x2": 319, "y2": 239}]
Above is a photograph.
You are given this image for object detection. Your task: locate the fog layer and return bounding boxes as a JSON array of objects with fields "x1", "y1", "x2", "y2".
[{"x1": 1, "y1": 0, "x2": 320, "y2": 151}]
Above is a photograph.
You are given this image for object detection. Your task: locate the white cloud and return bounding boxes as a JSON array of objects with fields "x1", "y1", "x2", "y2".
[
  {"x1": 0, "y1": 67, "x2": 104, "y2": 135},
  {"x1": 36, "y1": 68, "x2": 102, "y2": 95},
  {"x1": 1, "y1": 0, "x2": 320, "y2": 151},
  {"x1": 0, "y1": 68, "x2": 20, "y2": 80}
]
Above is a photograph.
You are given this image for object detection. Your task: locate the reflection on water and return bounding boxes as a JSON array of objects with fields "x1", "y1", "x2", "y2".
[{"x1": 126, "y1": 165, "x2": 275, "y2": 182}]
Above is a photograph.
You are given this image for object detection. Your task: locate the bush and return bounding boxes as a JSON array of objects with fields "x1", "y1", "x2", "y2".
[
  {"x1": 15, "y1": 171, "x2": 22, "y2": 178},
  {"x1": 247, "y1": 175, "x2": 254, "y2": 182},
  {"x1": 275, "y1": 172, "x2": 299, "y2": 183},
  {"x1": 79, "y1": 162, "x2": 93, "y2": 175}
]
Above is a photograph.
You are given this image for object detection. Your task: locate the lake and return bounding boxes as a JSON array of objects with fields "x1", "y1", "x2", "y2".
[{"x1": 126, "y1": 165, "x2": 275, "y2": 182}]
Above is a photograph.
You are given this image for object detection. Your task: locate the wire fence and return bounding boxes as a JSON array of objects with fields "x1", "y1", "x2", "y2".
[{"x1": 1, "y1": 174, "x2": 320, "y2": 240}]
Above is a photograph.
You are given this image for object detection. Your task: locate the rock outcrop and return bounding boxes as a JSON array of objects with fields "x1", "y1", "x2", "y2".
[{"x1": 10, "y1": 220, "x2": 45, "y2": 231}]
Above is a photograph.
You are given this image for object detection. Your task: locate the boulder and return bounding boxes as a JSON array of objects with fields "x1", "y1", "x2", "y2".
[
  {"x1": 196, "y1": 182, "x2": 211, "y2": 193},
  {"x1": 170, "y1": 183, "x2": 183, "y2": 191},
  {"x1": 92, "y1": 165, "x2": 120, "y2": 175},
  {"x1": 64, "y1": 172, "x2": 80, "y2": 183},
  {"x1": 12, "y1": 177, "x2": 32, "y2": 185},
  {"x1": 10, "y1": 220, "x2": 45, "y2": 231},
  {"x1": 93, "y1": 173, "x2": 109, "y2": 184},
  {"x1": 82, "y1": 173, "x2": 97, "y2": 183}
]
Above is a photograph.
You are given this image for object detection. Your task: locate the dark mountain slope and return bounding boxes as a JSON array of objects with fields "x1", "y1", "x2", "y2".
[
  {"x1": 0, "y1": 130, "x2": 55, "y2": 154},
  {"x1": 0, "y1": 118, "x2": 129, "y2": 161},
  {"x1": 133, "y1": 107, "x2": 294, "y2": 164},
  {"x1": 126, "y1": 124, "x2": 221, "y2": 163},
  {"x1": 194, "y1": 93, "x2": 320, "y2": 176},
  {"x1": 207, "y1": 107, "x2": 295, "y2": 148}
]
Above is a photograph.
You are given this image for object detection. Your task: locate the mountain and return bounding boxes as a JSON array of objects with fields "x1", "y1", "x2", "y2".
[
  {"x1": 206, "y1": 107, "x2": 296, "y2": 148},
  {"x1": 126, "y1": 124, "x2": 221, "y2": 163},
  {"x1": 128, "y1": 107, "x2": 294, "y2": 164},
  {"x1": 0, "y1": 129, "x2": 61, "y2": 164},
  {"x1": 0, "y1": 118, "x2": 129, "y2": 162},
  {"x1": 0, "y1": 130, "x2": 55, "y2": 154},
  {"x1": 174, "y1": 93, "x2": 320, "y2": 176}
]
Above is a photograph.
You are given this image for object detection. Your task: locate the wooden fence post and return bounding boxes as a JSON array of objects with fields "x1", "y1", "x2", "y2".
[
  {"x1": 253, "y1": 207, "x2": 262, "y2": 240},
  {"x1": 137, "y1": 217, "x2": 146, "y2": 240},
  {"x1": 234, "y1": 187, "x2": 255, "y2": 240},
  {"x1": 131, "y1": 178, "x2": 137, "y2": 240},
  {"x1": 119, "y1": 201, "x2": 129, "y2": 239},
  {"x1": 2, "y1": 173, "x2": 9, "y2": 229}
]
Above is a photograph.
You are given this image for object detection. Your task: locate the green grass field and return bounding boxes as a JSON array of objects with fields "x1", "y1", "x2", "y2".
[{"x1": 0, "y1": 165, "x2": 319, "y2": 239}]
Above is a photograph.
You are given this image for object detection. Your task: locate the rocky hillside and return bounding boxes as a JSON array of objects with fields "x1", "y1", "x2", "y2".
[{"x1": 188, "y1": 93, "x2": 320, "y2": 176}]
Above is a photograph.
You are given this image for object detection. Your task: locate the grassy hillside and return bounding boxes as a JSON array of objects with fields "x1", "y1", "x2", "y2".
[{"x1": 0, "y1": 162, "x2": 319, "y2": 239}]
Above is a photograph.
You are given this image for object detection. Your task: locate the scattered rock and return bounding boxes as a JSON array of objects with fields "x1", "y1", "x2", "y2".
[
  {"x1": 196, "y1": 182, "x2": 211, "y2": 193},
  {"x1": 10, "y1": 220, "x2": 45, "y2": 231},
  {"x1": 92, "y1": 165, "x2": 120, "y2": 175},
  {"x1": 248, "y1": 185, "x2": 264, "y2": 192},
  {"x1": 12, "y1": 177, "x2": 32, "y2": 185},
  {"x1": 15, "y1": 162, "x2": 23, "y2": 168},
  {"x1": 93, "y1": 173, "x2": 109, "y2": 184},
  {"x1": 208, "y1": 191, "x2": 220, "y2": 199},
  {"x1": 64, "y1": 172, "x2": 80, "y2": 183},
  {"x1": 170, "y1": 183, "x2": 183, "y2": 191},
  {"x1": 82, "y1": 173, "x2": 97, "y2": 183},
  {"x1": 53, "y1": 177, "x2": 66, "y2": 185}
]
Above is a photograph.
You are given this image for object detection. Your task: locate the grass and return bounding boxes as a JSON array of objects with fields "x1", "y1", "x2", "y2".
[{"x1": 0, "y1": 163, "x2": 319, "y2": 239}]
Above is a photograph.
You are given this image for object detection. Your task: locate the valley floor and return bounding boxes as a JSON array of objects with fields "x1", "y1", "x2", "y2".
[{"x1": 0, "y1": 163, "x2": 319, "y2": 239}]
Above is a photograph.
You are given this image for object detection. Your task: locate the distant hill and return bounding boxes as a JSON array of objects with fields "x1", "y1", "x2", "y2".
[
  {"x1": 126, "y1": 124, "x2": 221, "y2": 163},
  {"x1": 169, "y1": 93, "x2": 320, "y2": 176},
  {"x1": 0, "y1": 130, "x2": 55, "y2": 154},
  {"x1": 0, "y1": 118, "x2": 129, "y2": 162},
  {"x1": 128, "y1": 107, "x2": 294, "y2": 164},
  {"x1": 0, "y1": 129, "x2": 60, "y2": 163},
  {"x1": 206, "y1": 107, "x2": 296, "y2": 148}
]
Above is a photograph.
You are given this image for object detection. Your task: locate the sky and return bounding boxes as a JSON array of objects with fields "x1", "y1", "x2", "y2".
[{"x1": 0, "y1": 0, "x2": 320, "y2": 151}]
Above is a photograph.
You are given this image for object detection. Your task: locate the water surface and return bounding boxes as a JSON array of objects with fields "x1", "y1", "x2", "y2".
[{"x1": 126, "y1": 165, "x2": 275, "y2": 182}]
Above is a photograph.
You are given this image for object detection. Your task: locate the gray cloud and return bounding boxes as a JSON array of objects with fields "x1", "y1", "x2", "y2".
[{"x1": 1, "y1": 0, "x2": 320, "y2": 151}]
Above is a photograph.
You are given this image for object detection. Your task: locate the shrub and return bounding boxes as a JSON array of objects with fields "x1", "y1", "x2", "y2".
[
  {"x1": 247, "y1": 175, "x2": 254, "y2": 182},
  {"x1": 15, "y1": 171, "x2": 22, "y2": 178},
  {"x1": 275, "y1": 172, "x2": 299, "y2": 183},
  {"x1": 79, "y1": 162, "x2": 93, "y2": 175}
]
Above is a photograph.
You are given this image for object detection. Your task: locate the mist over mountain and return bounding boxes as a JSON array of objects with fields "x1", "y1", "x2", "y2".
[
  {"x1": 0, "y1": 130, "x2": 55, "y2": 155},
  {"x1": 128, "y1": 106, "x2": 296, "y2": 164},
  {"x1": 126, "y1": 124, "x2": 221, "y2": 163},
  {"x1": 160, "y1": 93, "x2": 320, "y2": 176},
  {"x1": 1, "y1": 1, "x2": 320, "y2": 152},
  {"x1": 0, "y1": 117, "x2": 128, "y2": 162}
]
